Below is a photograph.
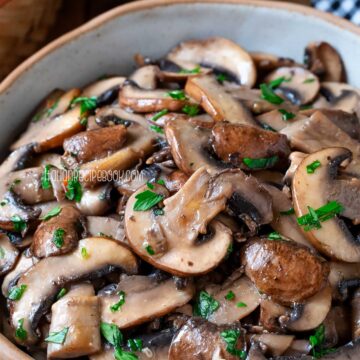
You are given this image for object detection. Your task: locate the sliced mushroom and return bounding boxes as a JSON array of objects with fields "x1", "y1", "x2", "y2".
[
  {"x1": 185, "y1": 75, "x2": 256, "y2": 125},
  {"x1": 352, "y1": 288, "x2": 360, "y2": 340},
  {"x1": 283, "y1": 340, "x2": 311, "y2": 357},
  {"x1": 76, "y1": 184, "x2": 112, "y2": 216},
  {"x1": 31, "y1": 205, "x2": 83, "y2": 258},
  {"x1": 100, "y1": 275, "x2": 194, "y2": 328},
  {"x1": 281, "y1": 111, "x2": 360, "y2": 177},
  {"x1": 207, "y1": 275, "x2": 261, "y2": 325},
  {"x1": 304, "y1": 42, "x2": 345, "y2": 82},
  {"x1": 257, "y1": 109, "x2": 307, "y2": 132},
  {"x1": 259, "y1": 298, "x2": 288, "y2": 332},
  {"x1": 0, "y1": 144, "x2": 35, "y2": 177},
  {"x1": 95, "y1": 105, "x2": 146, "y2": 127},
  {"x1": 129, "y1": 65, "x2": 158, "y2": 90},
  {"x1": 119, "y1": 81, "x2": 190, "y2": 113},
  {"x1": 82, "y1": 76, "x2": 125, "y2": 101},
  {"x1": 265, "y1": 67, "x2": 320, "y2": 105},
  {"x1": 249, "y1": 334, "x2": 294, "y2": 356},
  {"x1": 169, "y1": 317, "x2": 245, "y2": 360},
  {"x1": 242, "y1": 237, "x2": 329, "y2": 303},
  {"x1": 285, "y1": 285, "x2": 332, "y2": 331},
  {"x1": 86, "y1": 216, "x2": 125, "y2": 243},
  {"x1": 47, "y1": 283, "x2": 101, "y2": 358},
  {"x1": 292, "y1": 147, "x2": 360, "y2": 262},
  {"x1": 126, "y1": 167, "x2": 272, "y2": 275},
  {"x1": 283, "y1": 152, "x2": 307, "y2": 184},
  {"x1": 0, "y1": 234, "x2": 19, "y2": 275},
  {"x1": 210, "y1": 121, "x2": 290, "y2": 169},
  {"x1": 28, "y1": 153, "x2": 63, "y2": 169},
  {"x1": 164, "y1": 170, "x2": 189, "y2": 193},
  {"x1": 63, "y1": 125, "x2": 127, "y2": 165},
  {"x1": 10, "y1": 237, "x2": 137, "y2": 345}
]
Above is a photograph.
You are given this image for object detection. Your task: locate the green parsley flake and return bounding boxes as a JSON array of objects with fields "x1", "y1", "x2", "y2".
[
  {"x1": 179, "y1": 65, "x2": 201, "y2": 74},
  {"x1": 280, "y1": 208, "x2": 295, "y2": 215},
  {"x1": 220, "y1": 329, "x2": 246, "y2": 359},
  {"x1": 157, "y1": 179, "x2": 165, "y2": 185},
  {"x1": 217, "y1": 73, "x2": 228, "y2": 83},
  {"x1": 309, "y1": 324, "x2": 336, "y2": 358},
  {"x1": 65, "y1": 171, "x2": 83, "y2": 202},
  {"x1": 41, "y1": 206, "x2": 62, "y2": 221},
  {"x1": 193, "y1": 290, "x2": 220, "y2": 319},
  {"x1": 9, "y1": 179, "x2": 21, "y2": 191},
  {"x1": 56, "y1": 288, "x2": 67, "y2": 300},
  {"x1": 268, "y1": 231, "x2": 283, "y2": 240},
  {"x1": 114, "y1": 347, "x2": 138, "y2": 360},
  {"x1": 243, "y1": 155, "x2": 278, "y2": 169},
  {"x1": 306, "y1": 160, "x2": 321, "y2": 174},
  {"x1": 225, "y1": 290, "x2": 235, "y2": 301},
  {"x1": 236, "y1": 302, "x2": 247, "y2": 308},
  {"x1": 45, "y1": 327, "x2": 69, "y2": 344},
  {"x1": 15, "y1": 319, "x2": 27, "y2": 341},
  {"x1": 260, "y1": 83, "x2": 284, "y2": 105},
  {"x1": 182, "y1": 104, "x2": 200, "y2": 116},
  {"x1": 100, "y1": 322, "x2": 123, "y2": 347},
  {"x1": 0, "y1": 246, "x2": 5, "y2": 259},
  {"x1": 71, "y1": 96, "x2": 98, "y2": 115},
  {"x1": 110, "y1": 291, "x2": 126, "y2": 313},
  {"x1": 81, "y1": 247, "x2": 89, "y2": 259},
  {"x1": 127, "y1": 338, "x2": 143, "y2": 352},
  {"x1": 8, "y1": 284, "x2": 27, "y2": 301},
  {"x1": 146, "y1": 182, "x2": 154, "y2": 190},
  {"x1": 166, "y1": 90, "x2": 187, "y2": 100},
  {"x1": 143, "y1": 242, "x2": 155, "y2": 255},
  {"x1": 278, "y1": 109, "x2": 296, "y2": 121},
  {"x1": 133, "y1": 190, "x2": 164, "y2": 211},
  {"x1": 151, "y1": 109, "x2": 168, "y2": 121},
  {"x1": 297, "y1": 201, "x2": 343, "y2": 231},
  {"x1": 150, "y1": 125, "x2": 164, "y2": 134},
  {"x1": 303, "y1": 78, "x2": 316, "y2": 84},
  {"x1": 11, "y1": 215, "x2": 26, "y2": 233},
  {"x1": 41, "y1": 164, "x2": 53, "y2": 190},
  {"x1": 53, "y1": 228, "x2": 65, "y2": 249}
]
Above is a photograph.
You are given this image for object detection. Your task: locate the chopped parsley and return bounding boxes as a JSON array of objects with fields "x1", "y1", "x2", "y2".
[
  {"x1": 8, "y1": 284, "x2": 27, "y2": 301},
  {"x1": 309, "y1": 324, "x2": 336, "y2": 358},
  {"x1": 32, "y1": 99, "x2": 59, "y2": 122},
  {"x1": 268, "y1": 231, "x2": 283, "y2": 240},
  {"x1": 179, "y1": 65, "x2": 201, "y2": 74},
  {"x1": 110, "y1": 291, "x2": 126, "y2": 313},
  {"x1": 193, "y1": 291, "x2": 220, "y2": 319},
  {"x1": 280, "y1": 207, "x2": 295, "y2": 215},
  {"x1": 40, "y1": 205, "x2": 62, "y2": 221},
  {"x1": 56, "y1": 288, "x2": 67, "y2": 300},
  {"x1": 303, "y1": 78, "x2": 316, "y2": 84},
  {"x1": 9, "y1": 178, "x2": 21, "y2": 191},
  {"x1": 11, "y1": 215, "x2": 26, "y2": 233},
  {"x1": 71, "y1": 96, "x2": 97, "y2": 116},
  {"x1": 268, "y1": 76, "x2": 291, "y2": 88},
  {"x1": 278, "y1": 109, "x2": 296, "y2": 121},
  {"x1": 260, "y1": 83, "x2": 284, "y2": 105},
  {"x1": 146, "y1": 182, "x2": 154, "y2": 190},
  {"x1": 300, "y1": 104, "x2": 313, "y2": 110},
  {"x1": 15, "y1": 318, "x2": 27, "y2": 340},
  {"x1": 217, "y1": 73, "x2": 228, "y2": 83},
  {"x1": 81, "y1": 246, "x2": 89, "y2": 259},
  {"x1": 127, "y1": 338, "x2": 143, "y2": 352},
  {"x1": 143, "y1": 242, "x2": 155, "y2": 255},
  {"x1": 243, "y1": 155, "x2": 278, "y2": 169},
  {"x1": 220, "y1": 329, "x2": 246, "y2": 359},
  {"x1": 133, "y1": 190, "x2": 164, "y2": 211},
  {"x1": 157, "y1": 179, "x2": 165, "y2": 185},
  {"x1": 166, "y1": 90, "x2": 187, "y2": 100},
  {"x1": 80, "y1": 117, "x2": 88, "y2": 126},
  {"x1": 306, "y1": 160, "x2": 321, "y2": 174},
  {"x1": 45, "y1": 327, "x2": 69, "y2": 344},
  {"x1": 150, "y1": 125, "x2": 164, "y2": 134},
  {"x1": 225, "y1": 290, "x2": 235, "y2": 301},
  {"x1": 151, "y1": 109, "x2": 168, "y2": 121},
  {"x1": 0, "y1": 246, "x2": 4, "y2": 259},
  {"x1": 52, "y1": 228, "x2": 65, "y2": 249},
  {"x1": 114, "y1": 348, "x2": 138, "y2": 360},
  {"x1": 236, "y1": 302, "x2": 247, "y2": 308},
  {"x1": 41, "y1": 164, "x2": 53, "y2": 190},
  {"x1": 297, "y1": 201, "x2": 343, "y2": 231},
  {"x1": 65, "y1": 171, "x2": 83, "y2": 202},
  {"x1": 100, "y1": 322, "x2": 123, "y2": 347},
  {"x1": 182, "y1": 104, "x2": 200, "y2": 116}
]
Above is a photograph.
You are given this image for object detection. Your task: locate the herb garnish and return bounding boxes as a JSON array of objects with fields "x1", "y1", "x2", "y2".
[
  {"x1": 41, "y1": 164, "x2": 53, "y2": 190},
  {"x1": 8, "y1": 284, "x2": 27, "y2": 301},
  {"x1": 278, "y1": 109, "x2": 296, "y2": 121},
  {"x1": 193, "y1": 291, "x2": 220, "y2": 319},
  {"x1": 0, "y1": 246, "x2": 4, "y2": 259},
  {"x1": 65, "y1": 171, "x2": 82, "y2": 202},
  {"x1": 303, "y1": 78, "x2": 316, "y2": 84},
  {"x1": 217, "y1": 73, "x2": 228, "y2": 83},
  {"x1": 127, "y1": 338, "x2": 143, "y2": 352},
  {"x1": 9, "y1": 178, "x2": 21, "y2": 191},
  {"x1": 179, "y1": 65, "x2": 201, "y2": 74},
  {"x1": 151, "y1": 109, "x2": 168, "y2": 121},
  {"x1": 143, "y1": 242, "x2": 155, "y2": 255},
  {"x1": 40, "y1": 206, "x2": 62, "y2": 221},
  {"x1": 53, "y1": 228, "x2": 65, "y2": 249},
  {"x1": 11, "y1": 215, "x2": 26, "y2": 233},
  {"x1": 114, "y1": 348, "x2": 138, "y2": 360},
  {"x1": 268, "y1": 231, "x2": 283, "y2": 240},
  {"x1": 157, "y1": 179, "x2": 165, "y2": 186},
  {"x1": 32, "y1": 99, "x2": 59, "y2": 122},
  {"x1": 309, "y1": 324, "x2": 336, "y2": 358},
  {"x1": 220, "y1": 329, "x2": 246, "y2": 359},
  {"x1": 260, "y1": 84, "x2": 284, "y2": 105},
  {"x1": 297, "y1": 201, "x2": 343, "y2": 231},
  {"x1": 306, "y1": 160, "x2": 321, "y2": 174},
  {"x1": 150, "y1": 125, "x2": 164, "y2": 134},
  {"x1": 182, "y1": 104, "x2": 200, "y2": 116},
  {"x1": 81, "y1": 247, "x2": 89, "y2": 259},
  {"x1": 133, "y1": 190, "x2": 164, "y2": 211},
  {"x1": 236, "y1": 302, "x2": 247, "y2": 308},
  {"x1": 56, "y1": 288, "x2": 67, "y2": 300},
  {"x1": 225, "y1": 290, "x2": 235, "y2": 301},
  {"x1": 243, "y1": 155, "x2": 278, "y2": 169},
  {"x1": 280, "y1": 208, "x2": 295, "y2": 215},
  {"x1": 15, "y1": 318, "x2": 27, "y2": 340},
  {"x1": 45, "y1": 327, "x2": 69, "y2": 344},
  {"x1": 71, "y1": 96, "x2": 98, "y2": 115},
  {"x1": 110, "y1": 291, "x2": 126, "y2": 313},
  {"x1": 166, "y1": 90, "x2": 187, "y2": 100},
  {"x1": 146, "y1": 182, "x2": 154, "y2": 190}
]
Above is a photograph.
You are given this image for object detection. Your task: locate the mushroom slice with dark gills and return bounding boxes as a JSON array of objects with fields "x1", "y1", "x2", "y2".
[
  {"x1": 95, "y1": 105, "x2": 146, "y2": 128},
  {"x1": 119, "y1": 81, "x2": 191, "y2": 113},
  {"x1": 100, "y1": 274, "x2": 194, "y2": 329},
  {"x1": 129, "y1": 65, "x2": 158, "y2": 90},
  {"x1": 304, "y1": 42, "x2": 346, "y2": 82},
  {"x1": 242, "y1": 237, "x2": 329, "y2": 304},
  {"x1": 0, "y1": 144, "x2": 35, "y2": 177},
  {"x1": 248, "y1": 334, "x2": 295, "y2": 357},
  {"x1": 292, "y1": 147, "x2": 360, "y2": 262},
  {"x1": 281, "y1": 111, "x2": 360, "y2": 177},
  {"x1": 125, "y1": 167, "x2": 272, "y2": 276},
  {"x1": 62, "y1": 125, "x2": 127, "y2": 165},
  {"x1": 167, "y1": 37, "x2": 257, "y2": 87},
  {"x1": 9, "y1": 237, "x2": 137, "y2": 345},
  {"x1": 31, "y1": 205, "x2": 84, "y2": 258},
  {"x1": 264, "y1": 67, "x2": 320, "y2": 105},
  {"x1": 79, "y1": 120, "x2": 156, "y2": 186},
  {"x1": 0, "y1": 234, "x2": 19, "y2": 276},
  {"x1": 76, "y1": 184, "x2": 112, "y2": 216},
  {"x1": 351, "y1": 288, "x2": 360, "y2": 340},
  {"x1": 169, "y1": 317, "x2": 246, "y2": 360},
  {"x1": 185, "y1": 75, "x2": 256, "y2": 125},
  {"x1": 86, "y1": 216, "x2": 126, "y2": 243},
  {"x1": 210, "y1": 121, "x2": 290, "y2": 170},
  {"x1": 47, "y1": 284, "x2": 101, "y2": 358}
]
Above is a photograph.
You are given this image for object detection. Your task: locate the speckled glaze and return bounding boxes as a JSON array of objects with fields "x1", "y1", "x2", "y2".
[{"x1": 0, "y1": 0, "x2": 360, "y2": 358}]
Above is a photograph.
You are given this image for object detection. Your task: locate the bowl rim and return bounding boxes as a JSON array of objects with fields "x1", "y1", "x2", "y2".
[
  {"x1": 1, "y1": 0, "x2": 360, "y2": 95},
  {"x1": 0, "y1": 0, "x2": 359, "y2": 358}
]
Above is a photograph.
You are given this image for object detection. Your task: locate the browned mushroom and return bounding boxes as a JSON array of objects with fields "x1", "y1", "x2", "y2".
[
  {"x1": 351, "y1": 288, "x2": 360, "y2": 340},
  {"x1": 0, "y1": 234, "x2": 19, "y2": 276},
  {"x1": 129, "y1": 65, "x2": 158, "y2": 90}
]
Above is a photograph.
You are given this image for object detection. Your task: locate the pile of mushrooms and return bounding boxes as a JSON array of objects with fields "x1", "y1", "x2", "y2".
[{"x1": 0, "y1": 36, "x2": 359, "y2": 359}]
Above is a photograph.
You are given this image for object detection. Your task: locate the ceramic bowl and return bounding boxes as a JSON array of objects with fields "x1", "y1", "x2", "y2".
[{"x1": 0, "y1": 0, "x2": 359, "y2": 358}]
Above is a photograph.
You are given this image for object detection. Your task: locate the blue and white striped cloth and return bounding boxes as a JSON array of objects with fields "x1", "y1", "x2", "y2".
[{"x1": 312, "y1": 0, "x2": 360, "y2": 25}]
